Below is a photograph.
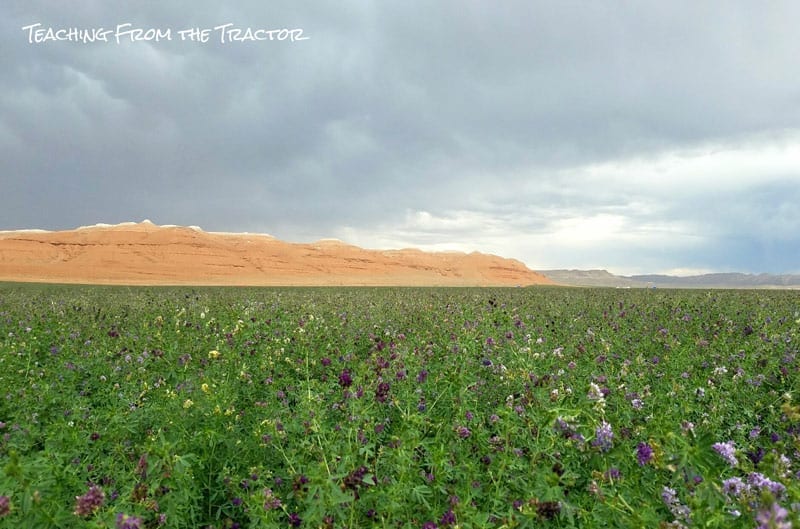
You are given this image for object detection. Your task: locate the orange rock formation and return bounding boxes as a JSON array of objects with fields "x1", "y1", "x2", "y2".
[{"x1": 0, "y1": 221, "x2": 553, "y2": 286}]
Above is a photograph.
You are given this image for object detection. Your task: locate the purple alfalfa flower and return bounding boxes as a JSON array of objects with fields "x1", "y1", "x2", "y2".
[
  {"x1": 661, "y1": 486, "x2": 678, "y2": 506},
  {"x1": 636, "y1": 442, "x2": 654, "y2": 466},
  {"x1": 116, "y1": 513, "x2": 143, "y2": 529},
  {"x1": 592, "y1": 421, "x2": 614, "y2": 452},
  {"x1": 263, "y1": 488, "x2": 282, "y2": 510},
  {"x1": 554, "y1": 416, "x2": 577, "y2": 438},
  {"x1": 456, "y1": 426, "x2": 471, "y2": 439},
  {"x1": 293, "y1": 474, "x2": 309, "y2": 491},
  {"x1": 439, "y1": 509, "x2": 457, "y2": 526},
  {"x1": 422, "y1": 521, "x2": 438, "y2": 529},
  {"x1": 661, "y1": 486, "x2": 691, "y2": 522},
  {"x1": 136, "y1": 454, "x2": 148, "y2": 479},
  {"x1": 747, "y1": 447, "x2": 766, "y2": 466},
  {"x1": 712, "y1": 441, "x2": 738, "y2": 467},
  {"x1": 570, "y1": 432, "x2": 586, "y2": 444},
  {"x1": 0, "y1": 495, "x2": 9, "y2": 517},
  {"x1": 375, "y1": 382, "x2": 391, "y2": 403},
  {"x1": 287, "y1": 512, "x2": 302, "y2": 527},
  {"x1": 74, "y1": 485, "x2": 105, "y2": 517},
  {"x1": 755, "y1": 502, "x2": 791, "y2": 529},
  {"x1": 416, "y1": 369, "x2": 428, "y2": 383},
  {"x1": 721, "y1": 476, "x2": 749, "y2": 498},
  {"x1": 338, "y1": 369, "x2": 353, "y2": 388},
  {"x1": 748, "y1": 472, "x2": 786, "y2": 497}
]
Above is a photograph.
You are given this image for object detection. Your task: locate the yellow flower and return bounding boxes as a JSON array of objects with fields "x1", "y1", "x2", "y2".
[
  {"x1": 208, "y1": 350, "x2": 220, "y2": 359},
  {"x1": 201, "y1": 383, "x2": 210, "y2": 393},
  {"x1": 183, "y1": 399, "x2": 194, "y2": 409}
]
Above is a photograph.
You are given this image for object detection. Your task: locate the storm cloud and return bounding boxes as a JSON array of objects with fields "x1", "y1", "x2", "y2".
[{"x1": 2, "y1": 1, "x2": 799, "y2": 274}]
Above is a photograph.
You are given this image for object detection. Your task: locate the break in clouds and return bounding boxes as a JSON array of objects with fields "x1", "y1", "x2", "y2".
[{"x1": 1, "y1": 0, "x2": 800, "y2": 274}]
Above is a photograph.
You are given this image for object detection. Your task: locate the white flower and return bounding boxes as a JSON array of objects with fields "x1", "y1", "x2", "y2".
[{"x1": 587, "y1": 382, "x2": 605, "y2": 401}]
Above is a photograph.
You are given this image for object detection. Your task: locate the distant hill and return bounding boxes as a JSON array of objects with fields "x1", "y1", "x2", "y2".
[
  {"x1": 537, "y1": 269, "x2": 647, "y2": 288},
  {"x1": 540, "y1": 270, "x2": 800, "y2": 289},
  {"x1": 0, "y1": 220, "x2": 554, "y2": 287},
  {"x1": 629, "y1": 273, "x2": 800, "y2": 288}
]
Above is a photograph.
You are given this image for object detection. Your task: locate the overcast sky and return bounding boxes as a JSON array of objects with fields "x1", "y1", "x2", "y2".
[{"x1": 2, "y1": 2, "x2": 799, "y2": 275}]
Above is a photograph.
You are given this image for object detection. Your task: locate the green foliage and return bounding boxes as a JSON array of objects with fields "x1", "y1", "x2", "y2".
[{"x1": 0, "y1": 284, "x2": 798, "y2": 527}]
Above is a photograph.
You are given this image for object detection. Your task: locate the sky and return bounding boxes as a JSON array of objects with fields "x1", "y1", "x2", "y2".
[{"x1": 2, "y1": 1, "x2": 800, "y2": 275}]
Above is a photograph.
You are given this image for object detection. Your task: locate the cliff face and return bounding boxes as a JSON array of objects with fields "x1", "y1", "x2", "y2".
[{"x1": 0, "y1": 221, "x2": 553, "y2": 286}]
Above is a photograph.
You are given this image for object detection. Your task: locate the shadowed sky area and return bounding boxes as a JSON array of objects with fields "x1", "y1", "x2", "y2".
[{"x1": 2, "y1": 1, "x2": 799, "y2": 274}]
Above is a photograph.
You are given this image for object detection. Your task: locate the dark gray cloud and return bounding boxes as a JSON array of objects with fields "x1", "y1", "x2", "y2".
[{"x1": 2, "y1": 1, "x2": 800, "y2": 273}]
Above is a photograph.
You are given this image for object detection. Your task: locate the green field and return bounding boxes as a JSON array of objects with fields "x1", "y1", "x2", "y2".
[{"x1": 0, "y1": 284, "x2": 798, "y2": 528}]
